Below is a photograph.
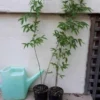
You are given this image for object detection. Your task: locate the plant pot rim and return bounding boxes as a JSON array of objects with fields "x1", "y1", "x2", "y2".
[
  {"x1": 33, "y1": 84, "x2": 48, "y2": 94},
  {"x1": 49, "y1": 86, "x2": 64, "y2": 96},
  {"x1": 49, "y1": 86, "x2": 63, "y2": 90}
]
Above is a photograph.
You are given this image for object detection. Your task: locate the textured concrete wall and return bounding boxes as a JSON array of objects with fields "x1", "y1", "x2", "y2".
[
  {"x1": 0, "y1": 14, "x2": 90, "y2": 93},
  {"x1": 0, "y1": 0, "x2": 100, "y2": 13}
]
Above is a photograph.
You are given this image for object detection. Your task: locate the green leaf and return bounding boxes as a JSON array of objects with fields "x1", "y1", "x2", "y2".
[
  {"x1": 51, "y1": 48, "x2": 57, "y2": 52},
  {"x1": 58, "y1": 74, "x2": 65, "y2": 78},
  {"x1": 51, "y1": 62, "x2": 59, "y2": 70},
  {"x1": 78, "y1": 39, "x2": 84, "y2": 46},
  {"x1": 22, "y1": 43, "x2": 27, "y2": 48},
  {"x1": 79, "y1": 0, "x2": 84, "y2": 3},
  {"x1": 18, "y1": 18, "x2": 24, "y2": 25},
  {"x1": 47, "y1": 71, "x2": 53, "y2": 74},
  {"x1": 22, "y1": 43, "x2": 29, "y2": 48},
  {"x1": 41, "y1": 35, "x2": 47, "y2": 40},
  {"x1": 22, "y1": 24, "x2": 30, "y2": 32}
]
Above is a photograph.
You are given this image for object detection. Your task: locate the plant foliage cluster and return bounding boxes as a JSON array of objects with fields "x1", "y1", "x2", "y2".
[
  {"x1": 50, "y1": 0, "x2": 91, "y2": 86},
  {"x1": 19, "y1": 0, "x2": 46, "y2": 48},
  {"x1": 19, "y1": 0, "x2": 91, "y2": 86},
  {"x1": 19, "y1": 0, "x2": 46, "y2": 83}
]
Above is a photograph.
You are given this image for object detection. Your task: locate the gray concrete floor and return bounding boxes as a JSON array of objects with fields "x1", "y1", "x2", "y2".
[
  {"x1": 0, "y1": 92, "x2": 93, "y2": 100},
  {"x1": 63, "y1": 94, "x2": 93, "y2": 100}
]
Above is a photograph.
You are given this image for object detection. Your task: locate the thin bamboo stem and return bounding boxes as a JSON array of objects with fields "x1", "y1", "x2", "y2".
[
  {"x1": 43, "y1": 43, "x2": 58, "y2": 84},
  {"x1": 34, "y1": 46, "x2": 42, "y2": 84}
]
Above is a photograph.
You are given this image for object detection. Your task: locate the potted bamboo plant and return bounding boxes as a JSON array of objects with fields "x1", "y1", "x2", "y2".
[
  {"x1": 19, "y1": 0, "x2": 91, "y2": 100},
  {"x1": 43, "y1": 0, "x2": 91, "y2": 100},
  {"x1": 19, "y1": 0, "x2": 48, "y2": 100}
]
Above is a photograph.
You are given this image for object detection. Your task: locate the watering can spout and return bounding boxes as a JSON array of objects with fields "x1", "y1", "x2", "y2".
[{"x1": 27, "y1": 70, "x2": 44, "y2": 89}]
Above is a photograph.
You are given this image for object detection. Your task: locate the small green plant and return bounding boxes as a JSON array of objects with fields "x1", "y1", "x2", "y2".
[
  {"x1": 44, "y1": 0, "x2": 91, "y2": 86},
  {"x1": 19, "y1": 0, "x2": 46, "y2": 84}
]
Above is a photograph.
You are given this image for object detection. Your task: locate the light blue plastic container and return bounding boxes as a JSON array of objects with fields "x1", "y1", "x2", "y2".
[{"x1": 0, "y1": 67, "x2": 44, "y2": 100}]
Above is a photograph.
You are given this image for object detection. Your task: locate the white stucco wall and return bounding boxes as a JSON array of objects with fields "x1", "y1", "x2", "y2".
[
  {"x1": 0, "y1": 0, "x2": 100, "y2": 13},
  {"x1": 0, "y1": 14, "x2": 90, "y2": 93}
]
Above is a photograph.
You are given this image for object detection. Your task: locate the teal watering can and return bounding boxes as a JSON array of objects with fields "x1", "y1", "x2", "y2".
[{"x1": 0, "y1": 67, "x2": 44, "y2": 100}]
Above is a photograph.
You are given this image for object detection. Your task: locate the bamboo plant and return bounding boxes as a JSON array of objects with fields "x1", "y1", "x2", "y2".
[
  {"x1": 44, "y1": 0, "x2": 91, "y2": 91},
  {"x1": 19, "y1": 1, "x2": 49, "y2": 100},
  {"x1": 19, "y1": 0, "x2": 46, "y2": 84},
  {"x1": 18, "y1": 0, "x2": 91, "y2": 100}
]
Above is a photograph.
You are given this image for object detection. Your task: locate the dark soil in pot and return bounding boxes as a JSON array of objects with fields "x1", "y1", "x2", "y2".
[
  {"x1": 49, "y1": 86, "x2": 64, "y2": 100},
  {"x1": 33, "y1": 84, "x2": 48, "y2": 100}
]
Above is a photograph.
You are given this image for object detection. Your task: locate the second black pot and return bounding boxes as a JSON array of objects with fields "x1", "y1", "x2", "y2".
[
  {"x1": 49, "y1": 86, "x2": 64, "y2": 100},
  {"x1": 33, "y1": 84, "x2": 48, "y2": 100}
]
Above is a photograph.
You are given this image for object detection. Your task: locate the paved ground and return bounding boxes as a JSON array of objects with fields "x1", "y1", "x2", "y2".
[
  {"x1": 63, "y1": 94, "x2": 93, "y2": 100},
  {"x1": 0, "y1": 92, "x2": 93, "y2": 100}
]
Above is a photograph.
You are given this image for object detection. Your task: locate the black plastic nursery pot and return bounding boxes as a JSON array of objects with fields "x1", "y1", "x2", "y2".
[
  {"x1": 33, "y1": 84, "x2": 48, "y2": 100},
  {"x1": 49, "y1": 86, "x2": 64, "y2": 100}
]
